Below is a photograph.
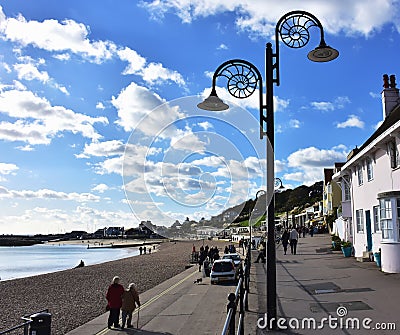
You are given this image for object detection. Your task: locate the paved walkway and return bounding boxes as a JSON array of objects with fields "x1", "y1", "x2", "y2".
[
  {"x1": 66, "y1": 249, "x2": 265, "y2": 335},
  {"x1": 67, "y1": 235, "x2": 400, "y2": 335},
  {"x1": 264, "y1": 234, "x2": 400, "y2": 335}
]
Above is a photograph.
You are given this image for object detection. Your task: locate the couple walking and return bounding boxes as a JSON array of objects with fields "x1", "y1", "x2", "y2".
[
  {"x1": 106, "y1": 276, "x2": 141, "y2": 329},
  {"x1": 281, "y1": 227, "x2": 299, "y2": 255}
]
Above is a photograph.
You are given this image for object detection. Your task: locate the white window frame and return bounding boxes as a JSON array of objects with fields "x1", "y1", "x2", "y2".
[
  {"x1": 366, "y1": 157, "x2": 374, "y2": 181},
  {"x1": 388, "y1": 140, "x2": 399, "y2": 169},
  {"x1": 343, "y1": 176, "x2": 351, "y2": 201},
  {"x1": 373, "y1": 205, "x2": 380, "y2": 233},
  {"x1": 380, "y1": 198, "x2": 393, "y2": 240},
  {"x1": 356, "y1": 209, "x2": 364, "y2": 233},
  {"x1": 357, "y1": 164, "x2": 363, "y2": 186}
]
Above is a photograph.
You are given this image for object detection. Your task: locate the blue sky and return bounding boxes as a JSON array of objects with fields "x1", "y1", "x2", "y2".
[{"x1": 0, "y1": 0, "x2": 400, "y2": 235}]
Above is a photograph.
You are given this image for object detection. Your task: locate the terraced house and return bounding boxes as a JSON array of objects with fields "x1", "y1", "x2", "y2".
[{"x1": 332, "y1": 74, "x2": 400, "y2": 273}]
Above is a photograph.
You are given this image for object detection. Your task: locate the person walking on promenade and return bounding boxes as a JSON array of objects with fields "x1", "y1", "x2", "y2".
[
  {"x1": 289, "y1": 227, "x2": 299, "y2": 255},
  {"x1": 106, "y1": 276, "x2": 125, "y2": 329},
  {"x1": 198, "y1": 248, "x2": 206, "y2": 272},
  {"x1": 254, "y1": 241, "x2": 266, "y2": 263},
  {"x1": 121, "y1": 283, "x2": 141, "y2": 329},
  {"x1": 281, "y1": 229, "x2": 290, "y2": 255}
]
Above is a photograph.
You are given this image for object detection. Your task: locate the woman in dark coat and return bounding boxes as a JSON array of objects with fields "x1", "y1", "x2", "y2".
[
  {"x1": 106, "y1": 276, "x2": 125, "y2": 329},
  {"x1": 281, "y1": 229, "x2": 290, "y2": 255}
]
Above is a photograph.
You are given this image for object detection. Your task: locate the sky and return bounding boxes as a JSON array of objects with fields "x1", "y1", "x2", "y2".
[{"x1": 0, "y1": 0, "x2": 400, "y2": 235}]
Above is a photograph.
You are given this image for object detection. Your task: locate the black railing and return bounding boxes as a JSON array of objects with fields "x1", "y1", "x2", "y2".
[
  {"x1": 0, "y1": 309, "x2": 50, "y2": 335},
  {"x1": 221, "y1": 245, "x2": 251, "y2": 335}
]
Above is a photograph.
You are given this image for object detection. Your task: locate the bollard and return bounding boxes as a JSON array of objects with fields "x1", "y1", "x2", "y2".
[{"x1": 227, "y1": 293, "x2": 236, "y2": 335}]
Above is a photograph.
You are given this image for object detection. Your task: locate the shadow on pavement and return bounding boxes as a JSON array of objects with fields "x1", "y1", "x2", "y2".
[{"x1": 116, "y1": 329, "x2": 173, "y2": 335}]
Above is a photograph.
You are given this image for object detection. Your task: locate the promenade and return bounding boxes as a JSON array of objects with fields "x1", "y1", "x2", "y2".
[{"x1": 67, "y1": 234, "x2": 400, "y2": 335}]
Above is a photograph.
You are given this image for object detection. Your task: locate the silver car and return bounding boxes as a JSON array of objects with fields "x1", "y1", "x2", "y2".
[{"x1": 210, "y1": 259, "x2": 237, "y2": 284}]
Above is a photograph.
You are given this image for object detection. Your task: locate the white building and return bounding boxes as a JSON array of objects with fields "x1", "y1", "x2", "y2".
[{"x1": 332, "y1": 74, "x2": 400, "y2": 273}]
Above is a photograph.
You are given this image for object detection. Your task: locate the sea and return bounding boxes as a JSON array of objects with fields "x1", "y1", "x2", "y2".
[{"x1": 0, "y1": 243, "x2": 140, "y2": 281}]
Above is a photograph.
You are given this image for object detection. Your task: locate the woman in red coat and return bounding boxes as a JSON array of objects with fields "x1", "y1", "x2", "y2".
[{"x1": 106, "y1": 276, "x2": 125, "y2": 329}]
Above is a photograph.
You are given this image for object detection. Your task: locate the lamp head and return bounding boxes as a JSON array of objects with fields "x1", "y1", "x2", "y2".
[
  {"x1": 197, "y1": 89, "x2": 229, "y2": 111},
  {"x1": 307, "y1": 41, "x2": 339, "y2": 62}
]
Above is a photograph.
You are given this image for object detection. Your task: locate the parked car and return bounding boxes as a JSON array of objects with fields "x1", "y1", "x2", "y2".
[
  {"x1": 210, "y1": 259, "x2": 237, "y2": 284},
  {"x1": 222, "y1": 253, "x2": 242, "y2": 270}
]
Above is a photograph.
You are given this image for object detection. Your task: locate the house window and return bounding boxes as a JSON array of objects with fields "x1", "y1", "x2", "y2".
[
  {"x1": 357, "y1": 164, "x2": 363, "y2": 186},
  {"x1": 398, "y1": 198, "x2": 400, "y2": 242},
  {"x1": 356, "y1": 209, "x2": 364, "y2": 233},
  {"x1": 373, "y1": 205, "x2": 380, "y2": 232},
  {"x1": 343, "y1": 176, "x2": 351, "y2": 201},
  {"x1": 380, "y1": 198, "x2": 393, "y2": 240},
  {"x1": 366, "y1": 157, "x2": 374, "y2": 181},
  {"x1": 388, "y1": 140, "x2": 399, "y2": 169}
]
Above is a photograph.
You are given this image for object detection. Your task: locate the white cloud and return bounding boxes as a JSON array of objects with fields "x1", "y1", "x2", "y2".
[
  {"x1": 0, "y1": 185, "x2": 100, "y2": 202},
  {"x1": 311, "y1": 96, "x2": 350, "y2": 112},
  {"x1": 336, "y1": 114, "x2": 365, "y2": 129},
  {"x1": 0, "y1": 9, "x2": 116, "y2": 63},
  {"x1": 13, "y1": 56, "x2": 69, "y2": 94},
  {"x1": 140, "y1": 0, "x2": 400, "y2": 37},
  {"x1": 91, "y1": 184, "x2": 109, "y2": 193},
  {"x1": 311, "y1": 101, "x2": 335, "y2": 111},
  {"x1": 117, "y1": 47, "x2": 147, "y2": 74},
  {"x1": 217, "y1": 43, "x2": 228, "y2": 50},
  {"x1": 0, "y1": 162, "x2": 18, "y2": 181},
  {"x1": 112, "y1": 82, "x2": 185, "y2": 139},
  {"x1": 289, "y1": 119, "x2": 301, "y2": 128},
  {"x1": 0, "y1": 85, "x2": 108, "y2": 145},
  {"x1": 96, "y1": 102, "x2": 105, "y2": 109},
  {"x1": 0, "y1": 162, "x2": 18, "y2": 175},
  {"x1": 284, "y1": 146, "x2": 348, "y2": 185},
  {"x1": 141, "y1": 62, "x2": 186, "y2": 86}
]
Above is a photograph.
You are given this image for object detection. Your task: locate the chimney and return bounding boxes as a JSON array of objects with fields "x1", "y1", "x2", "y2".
[{"x1": 381, "y1": 74, "x2": 400, "y2": 118}]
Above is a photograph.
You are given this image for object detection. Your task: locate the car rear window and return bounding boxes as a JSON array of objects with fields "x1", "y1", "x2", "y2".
[{"x1": 213, "y1": 262, "x2": 233, "y2": 272}]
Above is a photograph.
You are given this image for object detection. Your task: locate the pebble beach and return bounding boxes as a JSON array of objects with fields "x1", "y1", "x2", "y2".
[{"x1": 0, "y1": 239, "x2": 228, "y2": 335}]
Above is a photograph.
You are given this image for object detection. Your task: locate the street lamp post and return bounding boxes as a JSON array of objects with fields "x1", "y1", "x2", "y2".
[{"x1": 198, "y1": 11, "x2": 338, "y2": 329}]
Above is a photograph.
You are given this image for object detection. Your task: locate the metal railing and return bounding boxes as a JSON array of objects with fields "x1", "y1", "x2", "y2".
[
  {"x1": 0, "y1": 309, "x2": 50, "y2": 335},
  {"x1": 221, "y1": 245, "x2": 251, "y2": 335}
]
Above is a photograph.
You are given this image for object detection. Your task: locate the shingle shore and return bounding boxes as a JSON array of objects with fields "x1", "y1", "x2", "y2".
[{"x1": 0, "y1": 240, "x2": 227, "y2": 334}]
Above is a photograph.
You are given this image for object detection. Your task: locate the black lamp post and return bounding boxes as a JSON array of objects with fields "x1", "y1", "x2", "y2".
[{"x1": 197, "y1": 10, "x2": 338, "y2": 329}]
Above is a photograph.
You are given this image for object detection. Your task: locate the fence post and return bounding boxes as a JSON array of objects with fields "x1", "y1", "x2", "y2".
[
  {"x1": 227, "y1": 293, "x2": 236, "y2": 335},
  {"x1": 239, "y1": 269, "x2": 245, "y2": 335}
]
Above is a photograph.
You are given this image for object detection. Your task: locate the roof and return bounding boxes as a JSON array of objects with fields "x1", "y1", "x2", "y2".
[{"x1": 357, "y1": 105, "x2": 400, "y2": 154}]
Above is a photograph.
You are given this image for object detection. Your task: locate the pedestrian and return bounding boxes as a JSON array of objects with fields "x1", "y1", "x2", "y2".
[
  {"x1": 106, "y1": 276, "x2": 125, "y2": 329},
  {"x1": 198, "y1": 248, "x2": 206, "y2": 272},
  {"x1": 289, "y1": 227, "x2": 299, "y2": 255},
  {"x1": 281, "y1": 229, "x2": 290, "y2": 255},
  {"x1": 254, "y1": 241, "x2": 266, "y2": 263},
  {"x1": 310, "y1": 225, "x2": 314, "y2": 237},
  {"x1": 121, "y1": 283, "x2": 141, "y2": 329},
  {"x1": 139, "y1": 246, "x2": 142, "y2": 255}
]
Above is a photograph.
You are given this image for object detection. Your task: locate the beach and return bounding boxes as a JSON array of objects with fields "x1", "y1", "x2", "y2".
[{"x1": 0, "y1": 239, "x2": 229, "y2": 334}]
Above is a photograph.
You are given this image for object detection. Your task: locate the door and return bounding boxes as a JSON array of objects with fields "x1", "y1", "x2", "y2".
[{"x1": 365, "y1": 210, "x2": 372, "y2": 252}]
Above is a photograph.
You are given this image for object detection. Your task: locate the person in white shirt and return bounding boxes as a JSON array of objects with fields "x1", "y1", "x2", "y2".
[{"x1": 289, "y1": 227, "x2": 299, "y2": 255}]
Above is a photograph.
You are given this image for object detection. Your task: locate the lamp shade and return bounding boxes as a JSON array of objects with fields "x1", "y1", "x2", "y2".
[
  {"x1": 197, "y1": 94, "x2": 229, "y2": 111},
  {"x1": 307, "y1": 45, "x2": 339, "y2": 62}
]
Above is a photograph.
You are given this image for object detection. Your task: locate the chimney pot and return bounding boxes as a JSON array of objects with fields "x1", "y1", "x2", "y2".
[
  {"x1": 383, "y1": 74, "x2": 389, "y2": 88},
  {"x1": 382, "y1": 73, "x2": 400, "y2": 119},
  {"x1": 390, "y1": 74, "x2": 397, "y2": 88}
]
